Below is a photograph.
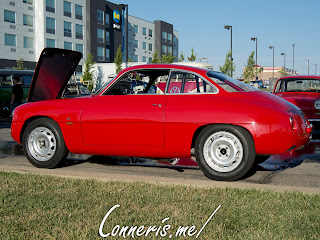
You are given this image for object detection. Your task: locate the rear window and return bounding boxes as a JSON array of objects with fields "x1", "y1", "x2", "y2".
[{"x1": 207, "y1": 71, "x2": 258, "y2": 92}]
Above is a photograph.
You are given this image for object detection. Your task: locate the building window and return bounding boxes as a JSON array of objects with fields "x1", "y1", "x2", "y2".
[
  {"x1": 106, "y1": 48, "x2": 110, "y2": 62},
  {"x1": 167, "y1": 33, "x2": 172, "y2": 44},
  {"x1": 128, "y1": 38, "x2": 132, "y2": 47},
  {"x1": 4, "y1": 10, "x2": 15, "y2": 23},
  {"x1": 173, "y1": 49, "x2": 177, "y2": 57},
  {"x1": 23, "y1": 0, "x2": 33, "y2": 4},
  {"x1": 76, "y1": 24, "x2": 83, "y2": 39},
  {"x1": 142, "y1": 27, "x2": 147, "y2": 35},
  {"x1": 46, "y1": 17, "x2": 55, "y2": 34},
  {"x1": 133, "y1": 25, "x2": 138, "y2": 33},
  {"x1": 142, "y1": 42, "x2": 146, "y2": 50},
  {"x1": 64, "y1": 21, "x2": 72, "y2": 37},
  {"x1": 133, "y1": 55, "x2": 138, "y2": 62},
  {"x1": 97, "y1": 47, "x2": 105, "y2": 61},
  {"x1": 167, "y1": 46, "x2": 172, "y2": 55},
  {"x1": 23, "y1": 37, "x2": 33, "y2": 48},
  {"x1": 46, "y1": 38, "x2": 55, "y2": 47},
  {"x1": 162, "y1": 32, "x2": 166, "y2": 42},
  {"x1": 105, "y1": 13, "x2": 110, "y2": 28},
  {"x1": 173, "y1": 35, "x2": 177, "y2": 45},
  {"x1": 97, "y1": 10, "x2": 104, "y2": 25},
  {"x1": 97, "y1": 28, "x2": 104, "y2": 43},
  {"x1": 64, "y1": 41, "x2": 72, "y2": 50},
  {"x1": 162, "y1": 45, "x2": 167, "y2": 55},
  {"x1": 134, "y1": 40, "x2": 138, "y2": 48},
  {"x1": 149, "y1": 43, "x2": 152, "y2": 51},
  {"x1": 149, "y1": 29, "x2": 153, "y2": 37},
  {"x1": 142, "y1": 56, "x2": 146, "y2": 62},
  {"x1": 149, "y1": 57, "x2": 152, "y2": 63},
  {"x1": 105, "y1": 31, "x2": 110, "y2": 45},
  {"x1": 64, "y1": 1, "x2": 72, "y2": 17},
  {"x1": 46, "y1": 0, "x2": 55, "y2": 13},
  {"x1": 75, "y1": 4, "x2": 83, "y2": 20},
  {"x1": 76, "y1": 43, "x2": 83, "y2": 53},
  {"x1": 5, "y1": 34, "x2": 16, "y2": 47},
  {"x1": 23, "y1": 14, "x2": 33, "y2": 27},
  {"x1": 128, "y1": 24, "x2": 132, "y2": 31}
]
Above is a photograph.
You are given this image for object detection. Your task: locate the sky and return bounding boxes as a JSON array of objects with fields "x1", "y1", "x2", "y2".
[{"x1": 113, "y1": 0, "x2": 320, "y2": 78}]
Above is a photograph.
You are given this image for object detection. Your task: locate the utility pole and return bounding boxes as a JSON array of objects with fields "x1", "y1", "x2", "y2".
[{"x1": 292, "y1": 44, "x2": 295, "y2": 75}]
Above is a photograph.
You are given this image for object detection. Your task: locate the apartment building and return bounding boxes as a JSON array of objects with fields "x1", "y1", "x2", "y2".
[
  {"x1": 0, "y1": 0, "x2": 179, "y2": 71},
  {"x1": 0, "y1": 0, "x2": 86, "y2": 72}
]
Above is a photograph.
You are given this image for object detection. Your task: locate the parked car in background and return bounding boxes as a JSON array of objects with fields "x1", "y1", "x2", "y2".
[
  {"x1": 0, "y1": 70, "x2": 34, "y2": 117},
  {"x1": 0, "y1": 69, "x2": 90, "y2": 118},
  {"x1": 11, "y1": 48, "x2": 312, "y2": 181},
  {"x1": 273, "y1": 75, "x2": 320, "y2": 129}
]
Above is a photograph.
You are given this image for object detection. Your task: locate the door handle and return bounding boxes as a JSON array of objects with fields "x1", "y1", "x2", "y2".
[{"x1": 152, "y1": 104, "x2": 162, "y2": 107}]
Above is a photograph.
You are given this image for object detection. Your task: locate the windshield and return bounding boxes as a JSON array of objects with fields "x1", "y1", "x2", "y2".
[
  {"x1": 275, "y1": 78, "x2": 320, "y2": 93},
  {"x1": 207, "y1": 71, "x2": 258, "y2": 92},
  {"x1": 93, "y1": 77, "x2": 115, "y2": 95}
]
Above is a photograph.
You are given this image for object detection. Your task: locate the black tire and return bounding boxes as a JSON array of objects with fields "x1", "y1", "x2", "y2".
[
  {"x1": 195, "y1": 125, "x2": 256, "y2": 181},
  {"x1": 22, "y1": 118, "x2": 68, "y2": 168}
]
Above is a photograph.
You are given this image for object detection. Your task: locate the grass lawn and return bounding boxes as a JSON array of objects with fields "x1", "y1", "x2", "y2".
[{"x1": 0, "y1": 171, "x2": 320, "y2": 239}]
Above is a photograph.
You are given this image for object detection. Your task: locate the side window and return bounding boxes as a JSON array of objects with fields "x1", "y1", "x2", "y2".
[
  {"x1": 104, "y1": 70, "x2": 169, "y2": 95},
  {"x1": 166, "y1": 71, "x2": 216, "y2": 94},
  {"x1": 0, "y1": 76, "x2": 13, "y2": 86}
]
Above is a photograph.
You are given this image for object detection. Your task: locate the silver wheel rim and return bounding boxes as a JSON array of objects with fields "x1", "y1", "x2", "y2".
[
  {"x1": 28, "y1": 127, "x2": 56, "y2": 162},
  {"x1": 203, "y1": 131, "x2": 243, "y2": 173}
]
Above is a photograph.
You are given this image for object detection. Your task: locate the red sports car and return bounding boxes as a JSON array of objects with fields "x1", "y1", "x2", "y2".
[
  {"x1": 11, "y1": 48, "x2": 312, "y2": 181},
  {"x1": 273, "y1": 75, "x2": 320, "y2": 129}
]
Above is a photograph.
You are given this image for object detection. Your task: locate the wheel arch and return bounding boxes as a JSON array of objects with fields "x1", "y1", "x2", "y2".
[
  {"x1": 20, "y1": 116, "x2": 57, "y2": 143},
  {"x1": 191, "y1": 123, "x2": 255, "y2": 150}
]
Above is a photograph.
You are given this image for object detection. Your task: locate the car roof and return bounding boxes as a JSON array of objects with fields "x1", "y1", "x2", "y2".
[
  {"x1": 118, "y1": 63, "x2": 211, "y2": 76},
  {"x1": 278, "y1": 75, "x2": 320, "y2": 80},
  {"x1": 0, "y1": 69, "x2": 34, "y2": 75}
]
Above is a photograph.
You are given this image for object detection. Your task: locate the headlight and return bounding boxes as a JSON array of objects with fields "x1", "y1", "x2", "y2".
[{"x1": 314, "y1": 99, "x2": 320, "y2": 110}]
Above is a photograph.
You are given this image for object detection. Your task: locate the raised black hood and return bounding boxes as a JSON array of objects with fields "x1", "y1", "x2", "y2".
[{"x1": 28, "y1": 48, "x2": 82, "y2": 102}]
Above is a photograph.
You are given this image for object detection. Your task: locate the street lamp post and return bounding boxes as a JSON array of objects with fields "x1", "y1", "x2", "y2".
[
  {"x1": 251, "y1": 37, "x2": 258, "y2": 80},
  {"x1": 292, "y1": 44, "x2": 295, "y2": 75},
  {"x1": 269, "y1": 46, "x2": 274, "y2": 79},
  {"x1": 281, "y1": 53, "x2": 286, "y2": 76},
  {"x1": 120, "y1": 4, "x2": 128, "y2": 67},
  {"x1": 224, "y1": 25, "x2": 233, "y2": 77}
]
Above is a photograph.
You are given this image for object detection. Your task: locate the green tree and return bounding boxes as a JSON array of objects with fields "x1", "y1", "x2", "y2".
[
  {"x1": 13, "y1": 58, "x2": 27, "y2": 70},
  {"x1": 279, "y1": 67, "x2": 288, "y2": 77},
  {"x1": 151, "y1": 50, "x2": 161, "y2": 63},
  {"x1": 162, "y1": 54, "x2": 176, "y2": 63},
  {"x1": 187, "y1": 48, "x2": 197, "y2": 61},
  {"x1": 219, "y1": 51, "x2": 235, "y2": 77},
  {"x1": 179, "y1": 52, "x2": 185, "y2": 62},
  {"x1": 82, "y1": 53, "x2": 95, "y2": 90},
  {"x1": 114, "y1": 45, "x2": 124, "y2": 74},
  {"x1": 243, "y1": 51, "x2": 255, "y2": 83}
]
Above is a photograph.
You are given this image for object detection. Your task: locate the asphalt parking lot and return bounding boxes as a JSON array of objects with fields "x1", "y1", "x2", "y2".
[{"x1": 1, "y1": 117, "x2": 320, "y2": 194}]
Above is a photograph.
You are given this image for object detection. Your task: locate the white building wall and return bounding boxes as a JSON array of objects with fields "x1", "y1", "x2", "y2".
[
  {"x1": 0, "y1": 0, "x2": 36, "y2": 62},
  {"x1": 0, "y1": 0, "x2": 86, "y2": 66},
  {"x1": 128, "y1": 15, "x2": 155, "y2": 62}
]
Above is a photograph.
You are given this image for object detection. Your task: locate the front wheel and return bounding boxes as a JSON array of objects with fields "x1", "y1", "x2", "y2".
[
  {"x1": 22, "y1": 118, "x2": 68, "y2": 168},
  {"x1": 195, "y1": 125, "x2": 255, "y2": 181}
]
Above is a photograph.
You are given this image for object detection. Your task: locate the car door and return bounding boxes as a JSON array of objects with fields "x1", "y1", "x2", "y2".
[{"x1": 81, "y1": 80, "x2": 166, "y2": 147}]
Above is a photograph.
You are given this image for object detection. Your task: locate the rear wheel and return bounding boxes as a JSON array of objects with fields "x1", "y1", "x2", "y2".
[
  {"x1": 195, "y1": 125, "x2": 255, "y2": 181},
  {"x1": 23, "y1": 118, "x2": 68, "y2": 168}
]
